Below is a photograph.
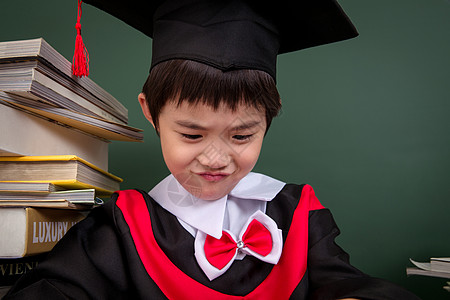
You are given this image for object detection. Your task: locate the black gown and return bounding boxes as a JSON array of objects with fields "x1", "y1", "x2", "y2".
[{"x1": 4, "y1": 184, "x2": 420, "y2": 299}]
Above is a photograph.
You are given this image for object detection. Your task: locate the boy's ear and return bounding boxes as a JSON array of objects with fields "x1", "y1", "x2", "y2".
[{"x1": 138, "y1": 93, "x2": 156, "y2": 129}]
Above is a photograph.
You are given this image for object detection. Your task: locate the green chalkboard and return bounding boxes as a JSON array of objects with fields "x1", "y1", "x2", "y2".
[{"x1": 1, "y1": 1, "x2": 449, "y2": 299}]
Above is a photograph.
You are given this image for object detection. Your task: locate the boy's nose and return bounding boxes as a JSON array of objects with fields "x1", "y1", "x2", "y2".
[{"x1": 196, "y1": 142, "x2": 231, "y2": 169}]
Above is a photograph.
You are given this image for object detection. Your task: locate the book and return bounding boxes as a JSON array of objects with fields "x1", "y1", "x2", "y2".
[
  {"x1": 0, "y1": 200, "x2": 101, "y2": 210},
  {"x1": 0, "y1": 182, "x2": 63, "y2": 192},
  {"x1": 0, "y1": 101, "x2": 110, "y2": 170},
  {"x1": 406, "y1": 267, "x2": 450, "y2": 279},
  {"x1": 0, "y1": 62, "x2": 126, "y2": 124},
  {"x1": 410, "y1": 258, "x2": 450, "y2": 274},
  {"x1": 0, "y1": 254, "x2": 46, "y2": 286},
  {"x1": 0, "y1": 60, "x2": 127, "y2": 123},
  {"x1": 0, "y1": 38, "x2": 128, "y2": 122},
  {"x1": 0, "y1": 189, "x2": 99, "y2": 207},
  {"x1": 0, "y1": 155, "x2": 122, "y2": 196},
  {"x1": 407, "y1": 258, "x2": 450, "y2": 279},
  {"x1": 0, "y1": 92, "x2": 143, "y2": 142},
  {"x1": 430, "y1": 257, "x2": 450, "y2": 273},
  {"x1": 0, "y1": 207, "x2": 86, "y2": 258}
]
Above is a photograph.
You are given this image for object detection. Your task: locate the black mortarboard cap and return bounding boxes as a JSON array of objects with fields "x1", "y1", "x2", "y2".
[{"x1": 83, "y1": 0, "x2": 357, "y2": 79}]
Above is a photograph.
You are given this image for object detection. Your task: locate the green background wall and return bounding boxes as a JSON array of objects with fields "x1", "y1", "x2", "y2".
[{"x1": 1, "y1": 1, "x2": 449, "y2": 299}]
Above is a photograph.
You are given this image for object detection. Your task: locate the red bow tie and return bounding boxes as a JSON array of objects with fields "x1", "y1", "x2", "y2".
[{"x1": 204, "y1": 219, "x2": 273, "y2": 270}]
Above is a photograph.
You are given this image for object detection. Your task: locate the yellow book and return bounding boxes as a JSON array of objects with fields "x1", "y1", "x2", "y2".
[{"x1": 0, "y1": 155, "x2": 122, "y2": 196}]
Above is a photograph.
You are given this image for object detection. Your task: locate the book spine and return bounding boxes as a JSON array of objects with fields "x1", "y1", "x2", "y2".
[{"x1": 24, "y1": 208, "x2": 86, "y2": 256}]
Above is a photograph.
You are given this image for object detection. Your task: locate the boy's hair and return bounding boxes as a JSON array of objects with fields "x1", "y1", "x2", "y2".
[{"x1": 141, "y1": 59, "x2": 281, "y2": 133}]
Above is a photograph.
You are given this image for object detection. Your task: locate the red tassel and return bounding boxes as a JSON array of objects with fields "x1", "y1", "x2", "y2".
[{"x1": 72, "y1": 0, "x2": 89, "y2": 77}]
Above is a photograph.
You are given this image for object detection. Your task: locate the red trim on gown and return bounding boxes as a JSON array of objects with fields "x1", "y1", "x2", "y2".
[{"x1": 116, "y1": 184, "x2": 324, "y2": 299}]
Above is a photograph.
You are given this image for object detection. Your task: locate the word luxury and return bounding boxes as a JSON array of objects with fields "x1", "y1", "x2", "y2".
[{"x1": 32, "y1": 221, "x2": 79, "y2": 244}]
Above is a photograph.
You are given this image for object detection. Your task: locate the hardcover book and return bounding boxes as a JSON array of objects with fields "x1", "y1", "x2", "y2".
[
  {"x1": 0, "y1": 207, "x2": 86, "y2": 258},
  {"x1": 0, "y1": 101, "x2": 110, "y2": 170}
]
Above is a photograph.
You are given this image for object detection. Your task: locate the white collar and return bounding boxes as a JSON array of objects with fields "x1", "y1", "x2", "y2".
[{"x1": 148, "y1": 172, "x2": 285, "y2": 239}]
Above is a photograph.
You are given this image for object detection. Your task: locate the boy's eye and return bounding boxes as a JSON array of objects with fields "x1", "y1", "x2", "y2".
[
  {"x1": 181, "y1": 133, "x2": 202, "y2": 140},
  {"x1": 232, "y1": 134, "x2": 253, "y2": 141}
]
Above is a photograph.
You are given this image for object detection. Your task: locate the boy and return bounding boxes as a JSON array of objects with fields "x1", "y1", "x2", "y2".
[
  {"x1": 5, "y1": 62, "x2": 420, "y2": 300},
  {"x1": 5, "y1": 1, "x2": 420, "y2": 299}
]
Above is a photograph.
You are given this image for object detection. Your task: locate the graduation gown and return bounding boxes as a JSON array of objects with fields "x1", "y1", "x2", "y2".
[{"x1": 4, "y1": 184, "x2": 419, "y2": 300}]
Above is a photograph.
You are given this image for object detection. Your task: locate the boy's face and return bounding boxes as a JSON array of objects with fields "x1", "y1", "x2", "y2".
[{"x1": 139, "y1": 94, "x2": 267, "y2": 201}]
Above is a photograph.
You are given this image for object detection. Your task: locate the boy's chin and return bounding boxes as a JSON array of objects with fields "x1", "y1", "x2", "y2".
[
  {"x1": 193, "y1": 179, "x2": 240, "y2": 201},
  {"x1": 189, "y1": 187, "x2": 229, "y2": 201},
  {"x1": 197, "y1": 193, "x2": 227, "y2": 201},
  {"x1": 174, "y1": 172, "x2": 237, "y2": 201},
  {"x1": 174, "y1": 181, "x2": 224, "y2": 201}
]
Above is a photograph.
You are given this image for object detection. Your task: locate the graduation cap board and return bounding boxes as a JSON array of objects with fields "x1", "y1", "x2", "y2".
[{"x1": 80, "y1": 0, "x2": 357, "y2": 79}]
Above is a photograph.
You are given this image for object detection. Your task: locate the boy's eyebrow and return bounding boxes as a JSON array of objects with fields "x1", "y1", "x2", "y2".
[
  {"x1": 229, "y1": 120, "x2": 262, "y2": 131},
  {"x1": 175, "y1": 120, "x2": 207, "y2": 130},
  {"x1": 175, "y1": 120, "x2": 262, "y2": 131}
]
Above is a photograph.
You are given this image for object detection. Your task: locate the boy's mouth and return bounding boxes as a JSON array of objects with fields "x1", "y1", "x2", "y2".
[{"x1": 197, "y1": 172, "x2": 229, "y2": 182}]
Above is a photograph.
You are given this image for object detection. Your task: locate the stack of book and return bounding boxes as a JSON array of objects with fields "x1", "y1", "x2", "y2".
[{"x1": 0, "y1": 38, "x2": 143, "y2": 295}]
